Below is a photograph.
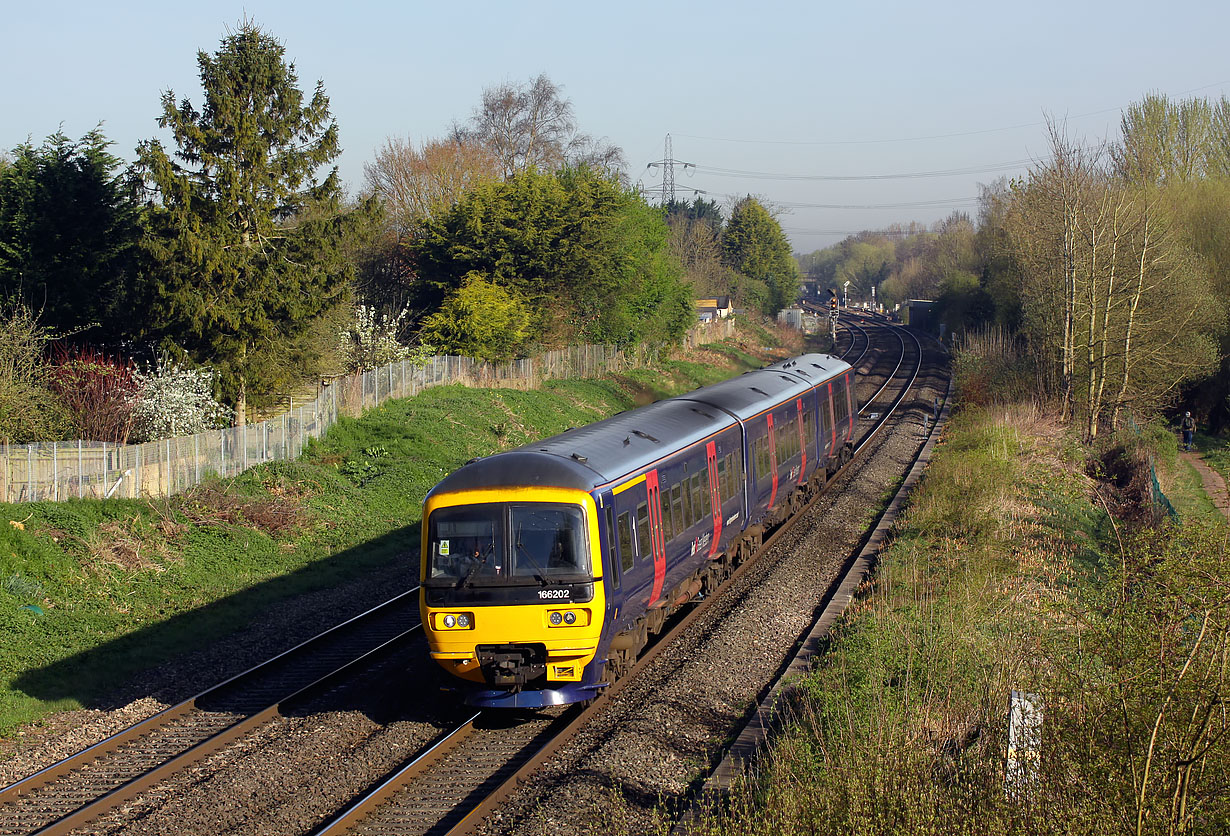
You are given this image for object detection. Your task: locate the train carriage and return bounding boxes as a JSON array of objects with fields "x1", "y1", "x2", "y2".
[{"x1": 420, "y1": 353, "x2": 856, "y2": 708}]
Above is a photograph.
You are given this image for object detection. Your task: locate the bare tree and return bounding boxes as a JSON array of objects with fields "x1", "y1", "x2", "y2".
[
  {"x1": 454, "y1": 73, "x2": 625, "y2": 179},
  {"x1": 1009, "y1": 121, "x2": 1221, "y2": 437},
  {"x1": 363, "y1": 136, "x2": 500, "y2": 238}
]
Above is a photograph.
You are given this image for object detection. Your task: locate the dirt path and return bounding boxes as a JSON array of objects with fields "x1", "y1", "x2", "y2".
[{"x1": 1180, "y1": 451, "x2": 1230, "y2": 520}]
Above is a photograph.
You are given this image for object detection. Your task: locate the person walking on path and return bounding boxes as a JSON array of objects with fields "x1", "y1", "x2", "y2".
[{"x1": 1181, "y1": 412, "x2": 1196, "y2": 451}]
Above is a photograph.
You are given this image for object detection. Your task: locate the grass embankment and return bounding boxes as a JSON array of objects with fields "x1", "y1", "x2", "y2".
[
  {"x1": 692, "y1": 405, "x2": 1230, "y2": 835},
  {"x1": 0, "y1": 326, "x2": 799, "y2": 739}
]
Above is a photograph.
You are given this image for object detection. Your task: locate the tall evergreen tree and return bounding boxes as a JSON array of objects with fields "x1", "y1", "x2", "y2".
[
  {"x1": 0, "y1": 129, "x2": 143, "y2": 341},
  {"x1": 137, "y1": 22, "x2": 375, "y2": 419},
  {"x1": 721, "y1": 197, "x2": 799, "y2": 314}
]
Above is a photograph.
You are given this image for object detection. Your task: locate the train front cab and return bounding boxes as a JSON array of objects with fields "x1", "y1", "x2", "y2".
[{"x1": 420, "y1": 485, "x2": 609, "y2": 708}]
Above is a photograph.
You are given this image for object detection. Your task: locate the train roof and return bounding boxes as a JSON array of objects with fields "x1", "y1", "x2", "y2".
[
  {"x1": 428, "y1": 396, "x2": 737, "y2": 496},
  {"x1": 425, "y1": 353, "x2": 851, "y2": 499},
  {"x1": 678, "y1": 353, "x2": 851, "y2": 421},
  {"x1": 763, "y1": 353, "x2": 852, "y2": 382}
]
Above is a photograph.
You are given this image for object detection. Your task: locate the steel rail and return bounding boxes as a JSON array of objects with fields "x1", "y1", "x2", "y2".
[
  {"x1": 1, "y1": 589, "x2": 423, "y2": 835},
  {"x1": 314, "y1": 711, "x2": 484, "y2": 835}
]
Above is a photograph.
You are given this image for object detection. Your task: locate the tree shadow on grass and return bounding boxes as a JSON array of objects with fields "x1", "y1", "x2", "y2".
[{"x1": 13, "y1": 522, "x2": 438, "y2": 720}]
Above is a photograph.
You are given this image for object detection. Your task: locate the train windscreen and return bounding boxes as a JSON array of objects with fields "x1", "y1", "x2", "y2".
[{"x1": 427, "y1": 502, "x2": 590, "y2": 584}]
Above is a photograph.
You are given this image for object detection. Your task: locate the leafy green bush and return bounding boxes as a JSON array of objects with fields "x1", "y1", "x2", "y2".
[{"x1": 419, "y1": 272, "x2": 530, "y2": 361}]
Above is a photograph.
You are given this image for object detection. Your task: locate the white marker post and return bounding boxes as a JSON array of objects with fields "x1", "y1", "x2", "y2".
[{"x1": 1005, "y1": 690, "x2": 1043, "y2": 800}]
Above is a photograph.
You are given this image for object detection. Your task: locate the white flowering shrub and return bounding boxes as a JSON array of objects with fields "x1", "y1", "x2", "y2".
[
  {"x1": 338, "y1": 304, "x2": 423, "y2": 373},
  {"x1": 130, "y1": 359, "x2": 233, "y2": 442}
]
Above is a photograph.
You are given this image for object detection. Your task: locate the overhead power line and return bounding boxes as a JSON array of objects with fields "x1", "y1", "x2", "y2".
[
  {"x1": 672, "y1": 78, "x2": 1230, "y2": 147},
  {"x1": 664, "y1": 184, "x2": 978, "y2": 211},
  {"x1": 687, "y1": 159, "x2": 1031, "y2": 181}
]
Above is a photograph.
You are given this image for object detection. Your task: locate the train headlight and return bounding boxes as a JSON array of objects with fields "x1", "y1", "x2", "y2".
[
  {"x1": 443, "y1": 614, "x2": 456, "y2": 628},
  {"x1": 457, "y1": 613, "x2": 470, "y2": 628},
  {"x1": 563, "y1": 611, "x2": 576, "y2": 625},
  {"x1": 549, "y1": 611, "x2": 563, "y2": 626}
]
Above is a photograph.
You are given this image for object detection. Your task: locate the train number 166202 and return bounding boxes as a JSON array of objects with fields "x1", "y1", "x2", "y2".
[{"x1": 538, "y1": 588, "x2": 571, "y2": 599}]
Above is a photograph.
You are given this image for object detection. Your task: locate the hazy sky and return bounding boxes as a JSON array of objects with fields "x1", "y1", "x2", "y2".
[{"x1": 4, "y1": 0, "x2": 1228, "y2": 253}]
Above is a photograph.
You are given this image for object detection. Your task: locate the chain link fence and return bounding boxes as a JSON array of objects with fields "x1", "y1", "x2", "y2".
[{"x1": 1, "y1": 321, "x2": 737, "y2": 504}]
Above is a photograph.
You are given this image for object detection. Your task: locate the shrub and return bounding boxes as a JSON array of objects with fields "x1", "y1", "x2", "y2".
[
  {"x1": 337, "y1": 303, "x2": 427, "y2": 373},
  {"x1": 48, "y1": 346, "x2": 139, "y2": 443},
  {"x1": 130, "y1": 358, "x2": 233, "y2": 442},
  {"x1": 0, "y1": 302, "x2": 72, "y2": 442},
  {"x1": 419, "y1": 272, "x2": 530, "y2": 361}
]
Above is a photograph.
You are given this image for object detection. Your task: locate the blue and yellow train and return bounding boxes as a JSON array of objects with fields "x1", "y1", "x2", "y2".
[{"x1": 420, "y1": 353, "x2": 856, "y2": 708}]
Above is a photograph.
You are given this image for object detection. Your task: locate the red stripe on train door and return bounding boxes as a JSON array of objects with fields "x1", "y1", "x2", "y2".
[
  {"x1": 706, "y1": 441, "x2": 722, "y2": 558},
  {"x1": 646, "y1": 469, "x2": 666, "y2": 606}
]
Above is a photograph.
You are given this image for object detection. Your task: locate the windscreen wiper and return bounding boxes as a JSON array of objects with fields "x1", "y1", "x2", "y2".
[
  {"x1": 460, "y1": 544, "x2": 495, "y2": 588},
  {"x1": 514, "y1": 541, "x2": 551, "y2": 585}
]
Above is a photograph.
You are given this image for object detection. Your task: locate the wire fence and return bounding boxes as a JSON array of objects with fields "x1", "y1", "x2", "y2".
[{"x1": 1, "y1": 320, "x2": 737, "y2": 504}]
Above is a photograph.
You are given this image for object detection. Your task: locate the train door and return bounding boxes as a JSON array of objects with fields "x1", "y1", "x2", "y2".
[
  {"x1": 599, "y1": 493, "x2": 624, "y2": 645},
  {"x1": 825, "y1": 382, "x2": 837, "y2": 461},
  {"x1": 795, "y1": 397, "x2": 809, "y2": 486},
  {"x1": 645, "y1": 471, "x2": 667, "y2": 606},
  {"x1": 705, "y1": 441, "x2": 722, "y2": 558}
]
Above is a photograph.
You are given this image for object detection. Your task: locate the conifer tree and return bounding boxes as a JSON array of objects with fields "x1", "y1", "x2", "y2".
[
  {"x1": 722, "y1": 197, "x2": 799, "y2": 314},
  {"x1": 137, "y1": 22, "x2": 374, "y2": 420},
  {"x1": 0, "y1": 129, "x2": 143, "y2": 340}
]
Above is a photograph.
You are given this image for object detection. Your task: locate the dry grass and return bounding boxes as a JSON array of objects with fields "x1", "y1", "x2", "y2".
[
  {"x1": 80, "y1": 517, "x2": 176, "y2": 573},
  {"x1": 178, "y1": 485, "x2": 306, "y2": 536}
]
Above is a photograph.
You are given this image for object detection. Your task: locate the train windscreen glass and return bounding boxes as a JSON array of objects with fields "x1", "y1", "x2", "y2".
[
  {"x1": 428, "y1": 503, "x2": 589, "y2": 582},
  {"x1": 511, "y1": 505, "x2": 589, "y2": 577},
  {"x1": 428, "y1": 504, "x2": 505, "y2": 581}
]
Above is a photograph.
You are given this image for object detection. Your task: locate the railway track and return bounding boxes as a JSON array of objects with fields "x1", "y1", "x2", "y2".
[
  {"x1": 0, "y1": 592, "x2": 421, "y2": 835},
  {"x1": 310, "y1": 319, "x2": 929, "y2": 836}
]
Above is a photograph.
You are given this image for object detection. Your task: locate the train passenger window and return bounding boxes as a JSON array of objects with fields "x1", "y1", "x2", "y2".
[
  {"x1": 732, "y1": 453, "x2": 743, "y2": 492},
  {"x1": 804, "y1": 411, "x2": 814, "y2": 456},
  {"x1": 834, "y1": 376, "x2": 850, "y2": 427},
  {"x1": 617, "y1": 511, "x2": 634, "y2": 573},
  {"x1": 690, "y1": 473, "x2": 705, "y2": 524},
  {"x1": 660, "y1": 489, "x2": 673, "y2": 542},
  {"x1": 669, "y1": 483, "x2": 682, "y2": 535},
  {"x1": 635, "y1": 502, "x2": 651, "y2": 561},
  {"x1": 717, "y1": 457, "x2": 728, "y2": 504},
  {"x1": 605, "y1": 506, "x2": 619, "y2": 588},
  {"x1": 680, "y1": 478, "x2": 692, "y2": 528}
]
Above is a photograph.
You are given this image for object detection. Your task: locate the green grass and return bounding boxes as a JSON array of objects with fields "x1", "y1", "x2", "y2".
[
  {"x1": 686, "y1": 405, "x2": 1230, "y2": 836},
  {"x1": 0, "y1": 353, "x2": 772, "y2": 738}
]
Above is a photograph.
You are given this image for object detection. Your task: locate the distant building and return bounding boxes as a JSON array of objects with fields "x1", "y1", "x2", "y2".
[
  {"x1": 777, "y1": 307, "x2": 805, "y2": 330},
  {"x1": 695, "y1": 295, "x2": 733, "y2": 320},
  {"x1": 906, "y1": 299, "x2": 937, "y2": 332}
]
